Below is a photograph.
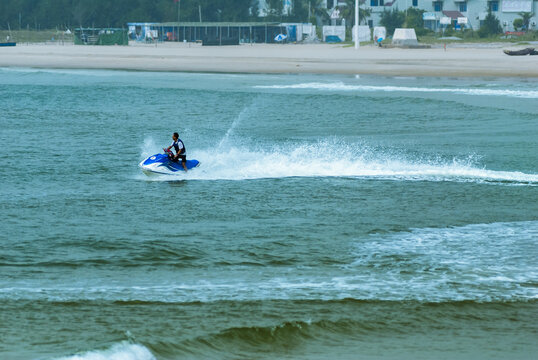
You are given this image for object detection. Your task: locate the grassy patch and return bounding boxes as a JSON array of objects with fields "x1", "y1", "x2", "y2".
[
  {"x1": 417, "y1": 30, "x2": 538, "y2": 44},
  {"x1": 341, "y1": 41, "x2": 374, "y2": 47},
  {"x1": 0, "y1": 29, "x2": 73, "y2": 43}
]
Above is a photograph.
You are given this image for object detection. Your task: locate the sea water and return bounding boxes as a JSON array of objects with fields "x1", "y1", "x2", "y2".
[{"x1": 0, "y1": 68, "x2": 537, "y2": 360}]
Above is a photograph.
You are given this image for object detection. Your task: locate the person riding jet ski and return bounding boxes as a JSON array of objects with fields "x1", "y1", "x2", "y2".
[{"x1": 164, "y1": 132, "x2": 188, "y2": 172}]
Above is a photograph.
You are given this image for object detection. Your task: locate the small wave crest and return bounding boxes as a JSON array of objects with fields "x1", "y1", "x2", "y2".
[
  {"x1": 255, "y1": 82, "x2": 538, "y2": 99},
  {"x1": 143, "y1": 298, "x2": 537, "y2": 357},
  {"x1": 193, "y1": 320, "x2": 341, "y2": 348},
  {"x1": 139, "y1": 138, "x2": 538, "y2": 184},
  {"x1": 144, "y1": 319, "x2": 356, "y2": 357},
  {"x1": 55, "y1": 342, "x2": 155, "y2": 360}
]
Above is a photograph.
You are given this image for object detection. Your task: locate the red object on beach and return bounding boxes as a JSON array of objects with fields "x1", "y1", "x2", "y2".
[{"x1": 505, "y1": 31, "x2": 525, "y2": 36}]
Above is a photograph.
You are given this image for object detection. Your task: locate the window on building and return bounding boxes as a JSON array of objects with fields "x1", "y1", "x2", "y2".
[
  {"x1": 489, "y1": 1, "x2": 499, "y2": 11},
  {"x1": 368, "y1": 20, "x2": 374, "y2": 28},
  {"x1": 412, "y1": 0, "x2": 418, "y2": 6},
  {"x1": 459, "y1": 2, "x2": 467, "y2": 11},
  {"x1": 370, "y1": 0, "x2": 378, "y2": 6},
  {"x1": 433, "y1": 1, "x2": 443, "y2": 11},
  {"x1": 379, "y1": 0, "x2": 384, "y2": 5}
]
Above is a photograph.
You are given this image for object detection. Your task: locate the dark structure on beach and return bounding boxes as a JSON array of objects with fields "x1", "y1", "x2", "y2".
[
  {"x1": 127, "y1": 22, "x2": 286, "y2": 45},
  {"x1": 74, "y1": 28, "x2": 129, "y2": 45}
]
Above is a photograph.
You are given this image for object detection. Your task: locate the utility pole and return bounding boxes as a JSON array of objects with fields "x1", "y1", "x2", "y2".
[
  {"x1": 177, "y1": 0, "x2": 180, "y2": 23},
  {"x1": 7, "y1": 22, "x2": 13, "y2": 42},
  {"x1": 354, "y1": 0, "x2": 360, "y2": 49}
]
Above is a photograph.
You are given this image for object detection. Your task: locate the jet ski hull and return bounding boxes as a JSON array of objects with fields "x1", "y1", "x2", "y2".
[{"x1": 139, "y1": 153, "x2": 200, "y2": 175}]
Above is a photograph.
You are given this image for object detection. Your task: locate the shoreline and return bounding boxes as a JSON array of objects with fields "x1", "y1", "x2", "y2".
[{"x1": 1, "y1": 42, "x2": 537, "y2": 77}]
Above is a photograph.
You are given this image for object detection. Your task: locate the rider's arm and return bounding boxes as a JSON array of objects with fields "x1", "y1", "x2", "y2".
[{"x1": 165, "y1": 142, "x2": 174, "y2": 152}]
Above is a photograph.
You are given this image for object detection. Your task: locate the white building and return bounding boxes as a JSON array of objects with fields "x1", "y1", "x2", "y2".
[
  {"x1": 256, "y1": 0, "x2": 538, "y2": 32},
  {"x1": 361, "y1": 0, "x2": 537, "y2": 31}
]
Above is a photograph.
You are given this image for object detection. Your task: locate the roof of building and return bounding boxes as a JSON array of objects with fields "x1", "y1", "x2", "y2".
[
  {"x1": 442, "y1": 11, "x2": 464, "y2": 20},
  {"x1": 128, "y1": 22, "x2": 281, "y2": 28},
  {"x1": 75, "y1": 27, "x2": 126, "y2": 31}
]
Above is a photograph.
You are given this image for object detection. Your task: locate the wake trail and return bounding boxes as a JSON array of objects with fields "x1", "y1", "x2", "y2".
[
  {"x1": 255, "y1": 82, "x2": 538, "y2": 99},
  {"x1": 138, "y1": 140, "x2": 538, "y2": 185}
]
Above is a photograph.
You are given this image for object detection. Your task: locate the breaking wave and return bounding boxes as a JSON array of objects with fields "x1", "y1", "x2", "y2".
[
  {"x1": 55, "y1": 342, "x2": 155, "y2": 360},
  {"x1": 255, "y1": 82, "x2": 538, "y2": 99}
]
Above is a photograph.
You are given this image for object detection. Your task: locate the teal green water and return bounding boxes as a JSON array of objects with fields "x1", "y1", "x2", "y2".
[{"x1": 0, "y1": 68, "x2": 537, "y2": 360}]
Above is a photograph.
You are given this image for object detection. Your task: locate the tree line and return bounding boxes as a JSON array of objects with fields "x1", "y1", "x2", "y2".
[{"x1": 0, "y1": 0, "x2": 343, "y2": 30}]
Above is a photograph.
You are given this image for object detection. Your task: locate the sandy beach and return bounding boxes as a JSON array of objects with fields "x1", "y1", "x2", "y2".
[{"x1": 0, "y1": 42, "x2": 537, "y2": 77}]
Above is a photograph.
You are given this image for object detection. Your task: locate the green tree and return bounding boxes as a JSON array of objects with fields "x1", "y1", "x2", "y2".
[
  {"x1": 518, "y1": 12, "x2": 534, "y2": 30},
  {"x1": 305, "y1": 0, "x2": 330, "y2": 25},
  {"x1": 0, "y1": 0, "x2": 259, "y2": 29},
  {"x1": 250, "y1": 0, "x2": 260, "y2": 20},
  {"x1": 404, "y1": 7, "x2": 428, "y2": 35},
  {"x1": 513, "y1": 18, "x2": 524, "y2": 31},
  {"x1": 478, "y1": 10, "x2": 502, "y2": 38},
  {"x1": 266, "y1": 0, "x2": 283, "y2": 18},
  {"x1": 71, "y1": 0, "x2": 99, "y2": 28},
  {"x1": 176, "y1": 0, "x2": 251, "y2": 22},
  {"x1": 338, "y1": 0, "x2": 371, "y2": 26},
  {"x1": 379, "y1": 9, "x2": 405, "y2": 36},
  {"x1": 288, "y1": 0, "x2": 310, "y2": 22},
  {"x1": 404, "y1": 7, "x2": 424, "y2": 29}
]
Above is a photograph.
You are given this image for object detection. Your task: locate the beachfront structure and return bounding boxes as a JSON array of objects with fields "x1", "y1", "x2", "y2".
[
  {"x1": 127, "y1": 22, "x2": 315, "y2": 44},
  {"x1": 128, "y1": 22, "x2": 289, "y2": 44},
  {"x1": 74, "y1": 28, "x2": 128, "y2": 45}
]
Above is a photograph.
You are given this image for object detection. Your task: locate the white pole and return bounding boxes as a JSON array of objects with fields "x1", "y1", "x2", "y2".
[{"x1": 354, "y1": 0, "x2": 359, "y2": 49}]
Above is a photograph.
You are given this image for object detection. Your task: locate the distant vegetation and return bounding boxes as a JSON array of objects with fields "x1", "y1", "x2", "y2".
[
  {"x1": 379, "y1": 9, "x2": 405, "y2": 36},
  {"x1": 0, "y1": 0, "x2": 323, "y2": 30},
  {"x1": 477, "y1": 11, "x2": 503, "y2": 37}
]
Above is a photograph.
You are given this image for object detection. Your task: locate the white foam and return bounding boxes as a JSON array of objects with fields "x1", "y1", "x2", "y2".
[
  {"x1": 255, "y1": 82, "x2": 538, "y2": 99},
  {"x1": 55, "y1": 342, "x2": 155, "y2": 360},
  {"x1": 139, "y1": 139, "x2": 538, "y2": 184},
  {"x1": 218, "y1": 97, "x2": 262, "y2": 148},
  {"x1": 349, "y1": 221, "x2": 538, "y2": 300},
  {"x1": 2, "y1": 222, "x2": 537, "y2": 303},
  {"x1": 139, "y1": 137, "x2": 161, "y2": 161}
]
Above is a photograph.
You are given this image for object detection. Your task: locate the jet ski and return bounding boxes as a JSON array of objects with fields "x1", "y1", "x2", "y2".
[{"x1": 139, "y1": 149, "x2": 200, "y2": 176}]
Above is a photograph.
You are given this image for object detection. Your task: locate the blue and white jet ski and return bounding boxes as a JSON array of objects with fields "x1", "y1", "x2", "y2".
[{"x1": 139, "y1": 149, "x2": 200, "y2": 176}]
